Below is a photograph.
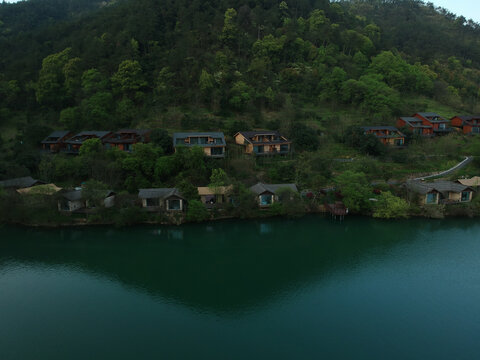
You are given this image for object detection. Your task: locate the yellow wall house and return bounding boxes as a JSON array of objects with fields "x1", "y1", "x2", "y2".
[
  {"x1": 234, "y1": 131, "x2": 291, "y2": 155},
  {"x1": 406, "y1": 180, "x2": 474, "y2": 205},
  {"x1": 173, "y1": 132, "x2": 226, "y2": 158},
  {"x1": 197, "y1": 186, "x2": 233, "y2": 208}
]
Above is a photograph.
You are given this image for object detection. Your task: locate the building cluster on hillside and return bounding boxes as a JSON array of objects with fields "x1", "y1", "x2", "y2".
[
  {"x1": 364, "y1": 112, "x2": 480, "y2": 146},
  {"x1": 41, "y1": 129, "x2": 293, "y2": 158}
]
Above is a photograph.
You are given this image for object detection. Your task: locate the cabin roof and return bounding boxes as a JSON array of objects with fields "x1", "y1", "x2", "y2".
[
  {"x1": 0, "y1": 176, "x2": 44, "y2": 189},
  {"x1": 249, "y1": 183, "x2": 298, "y2": 195},
  {"x1": 361, "y1": 126, "x2": 405, "y2": 137},
  {"x1": 61, "y1": 189, "x2": 115, "y2": 201},
  {"x1": 197, "y1": 186, "x2": 233, "y2": 196},
  {"x1": 235, "y1": 131, "x2": 291, "y2": 144},
  {"x1": 41, "y1": 131, "x2": 71, "y2": 144},
  {"x1": 65, "y1": 131, "x2": 112, "y2": 144},
  {"x1": 406, "y1": 180, "x2": 474, "y2": 195},
  {"x1": 138, "y1": 188, "x2": 185, "y2": 200},
  {"x1": 173, "y1": 132, "x2": 226, "y2": 147},
  {"x1": 457, "y1": 177, "x2": 480, "y2": 187},
  {"x1": 415, "y1": 112, "x2": 448, "y2": 123},
  {"x1": 399, "y1": 117, "x2": 431, "y2": 128}
]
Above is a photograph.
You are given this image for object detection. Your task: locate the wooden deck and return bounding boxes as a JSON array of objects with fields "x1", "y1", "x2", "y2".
[{"x1": 325, "y1": 202, "x2": 348, "y2": 219}]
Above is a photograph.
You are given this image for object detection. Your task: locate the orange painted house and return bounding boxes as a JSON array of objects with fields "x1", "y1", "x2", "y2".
[
  {"x1": 361, "y1": 126, "x2": 405, "y2": 146},
  {"x1": 413, "y1": 112, "x2": 451, "y2": 135},
  {"x1": 104, "y1": 129, "x2": 151, "y2": 152},
  {"x1": 234, "y1": 131, "x2": 291, "y2": 155},
  {"x1": 397, "y1": 117, "x2": 433, "y2": 136},
  {"x1": 451, "y1": 115, "x2": 480, "y2": 134}
]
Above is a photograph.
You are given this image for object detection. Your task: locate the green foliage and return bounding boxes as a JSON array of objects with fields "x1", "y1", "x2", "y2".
[
  {"x1": 344, "y1": 126, "x2": 385, "y2": 156},
  {"x1": 373, "y1": 191, "x2": 409, "y2": 219},
  {"x1": 82, "y1": 179, "x2": 108, "y2": 208},
  {"x1": 150, "y1": 129, "x2": 173, "y2": 154},
  {"x1": 111, "y1": 60, "x2": 147, "y2": 98},
  {"x1": 334, "y1": 171, "x2": 372, "y2": 213},
  {"x1": 79, "y1": 138, "x2": 103, "y2": 157},
  {"x1": 186, "y1": 199, "x2": 209, "y2": 222}
]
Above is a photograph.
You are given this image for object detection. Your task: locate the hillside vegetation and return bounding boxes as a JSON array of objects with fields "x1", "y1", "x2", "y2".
[{"x1": 1, "y1": 0, "x2": 480, "y2": 203}]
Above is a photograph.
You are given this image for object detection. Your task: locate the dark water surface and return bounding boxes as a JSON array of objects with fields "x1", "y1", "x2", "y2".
[{"x1": 1, "y1": 216, "x2": 480, "y2": 359}]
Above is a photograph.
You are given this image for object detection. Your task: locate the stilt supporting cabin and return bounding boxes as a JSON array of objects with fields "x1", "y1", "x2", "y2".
[{"x1": 325, "y1": 202, "x2": 348, "y2": 220}]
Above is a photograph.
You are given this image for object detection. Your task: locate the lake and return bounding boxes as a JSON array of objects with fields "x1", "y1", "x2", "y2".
[{"x1": 1, "y1": 216, "x2": 480, "y2": 359}]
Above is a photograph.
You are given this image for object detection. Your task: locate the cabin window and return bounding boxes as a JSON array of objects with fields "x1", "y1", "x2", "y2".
[
  {"x1": 211, "y1": 147, "x2": 224, "y2": 155},
  {"x1": 461, "y1": 191, "x2": 470, "y2": 202},
  {"x1": 125, "y1": 144, "x2": 133, "y2": 152},
  {"x1": 473, "y1": 127, "x2": 480, "y2": 134},
  {"x1": 395, "y1": 139, "x2": 404, "y2": 146},
  {"x1": 439, "y1": 123, "x2": 446, "y2": 130},
  {"x1": 260, "y1": 194, "x2": 273, "y2": 206},
  {"x1": 176, "y1": 138, "x2": 186, "y2": 145},
  {"x1": 280, "y1": 144, "x2": 289, "y2": 152},
  {"x1": 414, "y1": 128, "x2": 421, "y2": 134},
  {"x1": 213, "y1": 138, "x2": 223, "y2": 144},
  {"x1": 254, "y1": 145, "x2": 264, "y2": 154},
  {"x1": 426, "y1": 193, "x2": 437, "y2": 204},
  {"x1": 146, "y1": 198, "x2": 160, "y2": 207},
  {"x1": 167, "y1": 199, "x2": 182, "y2": 210}
]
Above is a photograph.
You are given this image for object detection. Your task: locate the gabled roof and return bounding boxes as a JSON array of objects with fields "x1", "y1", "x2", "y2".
[
  {"x1": 198, "y1": 186, "x2": 233, "y2": 196},
  {"x1": 406, "y1": 180, "x2": 474, "y2": 195},
  {"x1": 235, "y1": 131, "x2": 291, "y2": 144},
  {"x1": 414, "y1": 112, "x2": 448, "y2": 123},
  {"x1": 457, "y1": 177, "x2": 480, "y2": 187},
  {"x1": 451, "y1": 115, "x2": 480, "y2": 126},
  {"x1": 104, "y1": 129, "x2": 151, "y2": 144},
  {"x1": 399, "y1": 117, "x2": 432, "y2": 128},
  {"x1": 249, "y1": 183, "x2": 298, "y2": 195},
  {"x1": 0, "y1": 176, "x2": 44, "y2": 189},
  {"x1": 65, "y1": 131, "x2": 112, "y2": 144},
  {"x1": 41, "y1": 131, "x2": 71, "y2": 144},
  {"x1": 173, "y1": 132, "x2": 226, "y2": 147},
  {"x1": 138, "y1": 188, "x2": 185, "y2": 200},
  {"x1": 61, "y1": 189, "x2": 115, "y2": 201}
]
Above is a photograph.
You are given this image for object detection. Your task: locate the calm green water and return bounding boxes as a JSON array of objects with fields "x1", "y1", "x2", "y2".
[{"x1": 1, "y1": 216, "x2": 480, "y2": 359}]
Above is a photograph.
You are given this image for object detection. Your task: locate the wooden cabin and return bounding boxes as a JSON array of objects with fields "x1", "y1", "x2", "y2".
[
  {"x1": 249, "y1": 183, "x2": 298, "y2": 207},
  {"x1": 173, "y1": 132, "x2": 226, "y2": 158},
  {"x1": 413, "y1": 112, "x2": 451, "y2": 135},
  {"x1": 361, "y1": 126, "x2": 405, "y2": 146},
  {"x1": 41, "y1": 131, "x2": 73, "y2": 153},
  {"x1": 451, "y1": 115, "x2": 480, "y2": 134},
  {"x1": 58, "y1": 189, "x2": 116, "y2": 212},
  {"x1": 0, "y1": 176, "x2": 45, "y2": 190},
  {"x1": 234, "y1": 131, "x2": 291, "y2": 156},
  {"x1": 103, "y1": 129, "x2": 151, "y2": 152},
  {"x1": 138, "y1": 188, "x2": 186, "y2": 212},
  {"x1": 406, "y1": 180, "x2": 474, "y2": 205},
  {"x1": 197, "y1": 186, "x2": 233, "y2": 208},
  {"x1": 397, "y1": 117, "x2": 433, "y2": 136},
  {"x1": 63, "y1": 131, "x2": 113, "y2": 154}
]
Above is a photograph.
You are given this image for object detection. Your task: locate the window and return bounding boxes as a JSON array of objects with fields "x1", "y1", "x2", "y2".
[
  {"x1": 190, "y1": 137, "x2": 198, "y2": 144},
  {"x1": 176, "y1": 138, "x2": 186, "y2": 145},
  {"x1": 280, "y1": 144, "x2": 289, "y2": 152},
  {"x1": 211, "y1": 147, "x2": 224, "y2": 156},
  {"x1": 254, "y1": 145, "x2": 264, "y2": 154},
  {"x1": 146, "y1": 198, "x2": 160, "y2": 207},
  {"x1": 461, "y1": 191, "x2": 470, "y2": 202},
  {"x1": 439, "y1": 123, "x2": 446, "y2": 130},
  {"x1": 473, "y1": 127, "x2": 480, "y2": 134},
  {"x1": 167, "y1": 199, "x2": 182, "y2": 210},
  {"x1": 260, "y1": 194, "x2": 273, "y2": 206},
  {"x1": 426, "y1": 193, "x2": 437, "y2": 204}
]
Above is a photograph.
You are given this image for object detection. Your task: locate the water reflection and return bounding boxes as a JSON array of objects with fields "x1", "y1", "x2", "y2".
[{"x1": 0, "y1": 216, "x2": 478, "y2": 314}]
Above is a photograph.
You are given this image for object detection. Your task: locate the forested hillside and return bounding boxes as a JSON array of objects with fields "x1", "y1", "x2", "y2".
[{"x1": 1, "y1": 0, "x2": 480, "y2": 183}]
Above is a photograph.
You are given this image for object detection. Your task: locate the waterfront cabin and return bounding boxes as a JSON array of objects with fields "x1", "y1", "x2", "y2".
[
  {"x1": 103, "y1": 129, "x2": 151, "y2": 152},
  {"x1": 0, "y1": 176, "x2": 45, "y2": 190},
  {"x1": 406, "y1": 180, "x2": 474, "y2": 205},
  {"x1": 450, "y1": 115, "x2": 480, "y2": 135},
  {"x1": 413, "y1": 112, "x2": 451, "y2": 135},
  {"x1": 63, "y1": 131, "x2": 113, "y2": 154},
  {"x1": 249, "y1": 183, "x2": 298, "y2": 207},
  {"x1": 173, "y1": 132, "x2": 226, "y2": 158},
  {"x1": 138, "y1": 188, "x2": 186, "y2": 212},
  {"x1": 234, "y1": 131, "x2": 291, "y2": 156},
  {"x1": 361, "y1": 126, "x2": 405, "y2": 146},
  {"x1": 197, "y1": 186, "x2": 233, "y2": 208},
  {"x1": 41, "y1": 131, "x2": 73, "y2": 153},
  {"x1": 58, "y1": 189, "x2": 116, "y2": 212},
  {"x1": 397, "y1": 117, "x2": 433, "y2": 136}
]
